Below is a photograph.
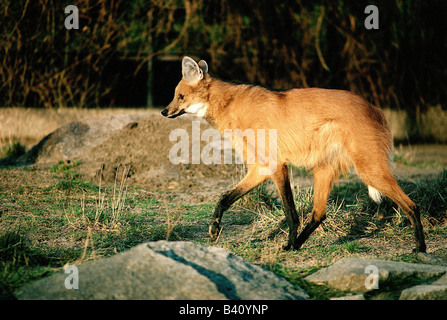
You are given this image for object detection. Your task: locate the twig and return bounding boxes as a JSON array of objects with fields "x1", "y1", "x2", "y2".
[{"x1": 315, "y1": 6, "x2": 330, "y2": 72}]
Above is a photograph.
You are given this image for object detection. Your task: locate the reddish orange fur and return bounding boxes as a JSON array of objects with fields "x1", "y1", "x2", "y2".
[{"x1": 162, "y1": 57, "x2": 426, "y2": 252}]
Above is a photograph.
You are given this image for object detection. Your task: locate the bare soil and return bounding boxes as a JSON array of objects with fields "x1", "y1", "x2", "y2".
[{"x1": 9, "y1": 111, "x2": 238, "y2": 204}]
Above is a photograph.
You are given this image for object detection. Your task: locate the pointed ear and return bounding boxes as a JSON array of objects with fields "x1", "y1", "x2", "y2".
[
  {"x1": 182, "y1": 56, "x2": 203, "y2": 83},
  {"x1": 198, "y1": 60, "x2": 208, "y2": 74}
]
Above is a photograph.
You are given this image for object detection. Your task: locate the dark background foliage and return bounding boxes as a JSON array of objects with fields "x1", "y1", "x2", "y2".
[{"x1": 1, "y1": 0, "x2": 446, "y2": 113}]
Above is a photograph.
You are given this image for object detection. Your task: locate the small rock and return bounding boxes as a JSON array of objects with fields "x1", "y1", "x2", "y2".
[
  {"x1": 399, "y1": 272, "x2": 447, "y2": 300},
  {"x1": 305, "y1": 258, "x2": 447, "y2": 292},
  {"x1": 400, "y1": 284, "x2": 447, "y2": 300},
  {"x1": 433, "y1": 273, "x2": 447, "y2": 285},
  {"x1": 417, "y1": 252, "x2": 445, "y2": 265}
]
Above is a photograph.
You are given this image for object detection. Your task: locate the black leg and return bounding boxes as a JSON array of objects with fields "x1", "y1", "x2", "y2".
[
  {"x1": 271, "y1": 163, "x2": 300, "y2": 250},
  {"x1": 209, "y1": 165, "x2": 270, "y2": 241}
]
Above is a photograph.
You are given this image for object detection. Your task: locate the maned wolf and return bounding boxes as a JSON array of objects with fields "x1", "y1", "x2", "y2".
[{"x1": 161, "y1": 56, "x2": 426, "y2": 253}]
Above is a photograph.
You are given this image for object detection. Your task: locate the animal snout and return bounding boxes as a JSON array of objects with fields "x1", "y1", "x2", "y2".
[{"x1": 161, "y1": 108, "x2": 168, "y2": 117}]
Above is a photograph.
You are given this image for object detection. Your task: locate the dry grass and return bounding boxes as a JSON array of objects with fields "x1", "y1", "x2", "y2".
[{"x1": 64, "y1": 164, "x2": 131, "y2": 235}]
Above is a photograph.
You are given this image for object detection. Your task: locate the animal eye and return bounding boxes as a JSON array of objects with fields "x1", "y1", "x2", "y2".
[{"x1": 178, "y1": 94, "x2": 184, "y2": 100}]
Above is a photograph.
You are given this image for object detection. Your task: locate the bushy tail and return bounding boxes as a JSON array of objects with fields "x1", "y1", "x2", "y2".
[
  {"x1": 368, "y1": 185, "x2": 383, "y2": 203},
  {"x1": 366, "y1": 149, "x2": 393, "y2": 204}
]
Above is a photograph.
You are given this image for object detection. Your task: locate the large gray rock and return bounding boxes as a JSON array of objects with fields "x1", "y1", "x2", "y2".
[
  {"x1": 305, "y1": 258, "x2": 447, "y2": 293},
  {"x1": 19, "y1": 114, "x2": 144, "y2": 164},
  {"x1": 15, "y1": 241, "x2": 308, "y2": 300}
]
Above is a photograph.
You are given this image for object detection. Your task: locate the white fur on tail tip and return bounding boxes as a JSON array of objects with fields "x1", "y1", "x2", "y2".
[{"x1": 368, "y1": 186, "x2": 383, "y2": 204}]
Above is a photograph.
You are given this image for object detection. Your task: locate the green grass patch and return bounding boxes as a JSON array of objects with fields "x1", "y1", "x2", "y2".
[
  {"x1": 50, "y1": 160, "x2": 81, "y2": 179},
  {"x1": 1, "y1": 141, "x2": 26, "y2": 159},
  {"x1": 0, "y1": 230, "x2": 71, "y2": 299}
]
